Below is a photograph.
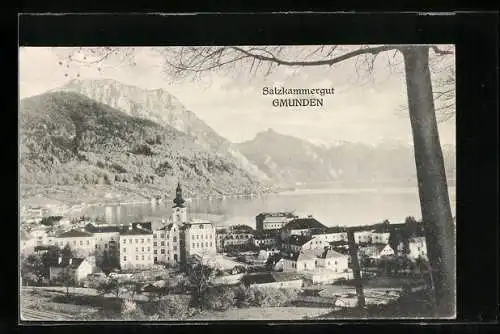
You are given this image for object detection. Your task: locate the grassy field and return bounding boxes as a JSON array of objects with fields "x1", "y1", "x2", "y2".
[{"x1": 190, "y1": 307, "x2": 335, "y2": 320}]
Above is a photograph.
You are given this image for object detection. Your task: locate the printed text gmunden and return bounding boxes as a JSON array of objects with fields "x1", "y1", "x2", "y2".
[{"x1": 262, "y1": 87, "x2": 335, "y2": 110}]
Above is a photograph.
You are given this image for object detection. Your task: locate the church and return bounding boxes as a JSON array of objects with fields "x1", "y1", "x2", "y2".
[{"x1": 152, "y1": 182, "x2": 217, "y2": 267}]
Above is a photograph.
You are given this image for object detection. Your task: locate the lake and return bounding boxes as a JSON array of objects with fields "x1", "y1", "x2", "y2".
[{"x1": 82, "y1": 186, "x2": 456, "y2": 229}]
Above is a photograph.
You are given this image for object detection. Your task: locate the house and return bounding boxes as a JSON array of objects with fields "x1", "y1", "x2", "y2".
[
  {"x1": 353, "y1": 231, "x2": 373, "y2": 244},
  {"x1": 358, "y1": 244, "x2": 395, "y2": 259},
  {"x1": 398, "y1": 236, "x2": 428, "y2": 260},
  {"x1": 316, "y1": 249, "x2": 349, "y2": 273},
  {"x1": 49, "y1": 256, "x2": 96, "y2": 285},
  {"x1": 252, "y1": 230, "x2": 279, "y2": 248},
  {"x1": 241, "y1": 272, "x2": 303, "y2": 289},
  {"x1": 181, "y1": 219, "x2": 217, "y2": 263},
  {"x1": 280, "y1": 216, "x2": 328, "y2": 241},
  {"x1": 281, "y1": 235, "x2": 329, "y2": 254},
  {"x1": 255, "y1": 212, "x2": 298, "y2": 231},
  {"x1": 54, "y1": 229, "x2": 96, "y2": 258},
  {"x1": 311, "y1": 230, "x2": 348, "y2": 243},
  {"x1": 220, "y1": 231, "x2": 254, "y2": 248},
  {"x1": 371, "y1": 232, "x2": 391, "y2": 245},
  {"x1": 119, "y1": 224, "x2": 154, "y2": 270},
  {"x1": 84, "y1": 223, "x2": 127, "y2": 264},
  {"x1": 281, "y1": 250, "x2": 318, "y2": 272},
  {"x1": 153, "y1": 222, "x2": 181, "y2": 266}
]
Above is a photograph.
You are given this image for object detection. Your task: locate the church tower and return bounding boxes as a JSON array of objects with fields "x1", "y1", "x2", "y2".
[{"x1": 171, "y1": 182, "x2": 187, "y2": 223}]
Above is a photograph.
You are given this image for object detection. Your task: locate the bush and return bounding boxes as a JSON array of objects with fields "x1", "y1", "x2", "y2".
[
  {"x1": 143, "y1": 295, "x2": 192, "y2": 320},
  {"x1": 252, "y1": 287, "x2": 299, "y2": 307},
  {"x1": 201, "y1": 286, "x2": 236, "y2": 311}
]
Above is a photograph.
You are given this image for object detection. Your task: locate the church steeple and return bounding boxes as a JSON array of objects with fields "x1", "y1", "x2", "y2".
[{"x1": 173, "y1": 182, "x2": 185, "y2": 208}]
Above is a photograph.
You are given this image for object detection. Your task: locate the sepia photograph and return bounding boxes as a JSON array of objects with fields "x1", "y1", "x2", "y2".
[{"x1": 19, "y1": 44, "x2": 456, "y2": 321}]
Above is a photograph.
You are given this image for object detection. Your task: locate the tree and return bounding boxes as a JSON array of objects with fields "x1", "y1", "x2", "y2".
[
  {"x1": 61, "y1": 243, "x2": 73, "y2": 262},
  {"x1": 21, "y1": 254, "x2": 46, "y2": 285},
  {"x1": 60, "y1": 44, "x2": 456, "y2": 316},
  {"x1": 122, "y1": 281, "x2": 143, "y2": 300},
  {"x1": 185, "y1": 255, "x2": 217, "y2": 309},
  {"x1": 59, "y1": 267, "x2": 75, "y2": 298},
  {"x1": 96, "y1": 277, "x2": 122, "y2": 298}
]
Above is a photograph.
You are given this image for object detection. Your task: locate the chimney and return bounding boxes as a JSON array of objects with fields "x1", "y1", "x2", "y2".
[{"x1": 58, "y1": 256, "x2": 62, "y2": 264}]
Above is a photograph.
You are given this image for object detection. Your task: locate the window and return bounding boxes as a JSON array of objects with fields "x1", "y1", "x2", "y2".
[
  {"x1": 86, "y1": 240, "x2": 90, "y2": 245},
  {"x1": 154, "y1": 250, "x2": 157, "y2": 254},
  {"x1": 136, "y1": 247, "x2": 138, "y2": 252},
  {"x1": 95, "y1": 244, "x2": 98, "y2": 249},
  {"x1": 210, "y1": 242, "x2": 212, "y2": 247},
  {"x1": 147, "y1": 238, "x2": 150, "y2": 243},
  {"x1": 153, "y1": 234, "x2": 157, "y2": 239},
  {"x1": 135, "y1": 239, "x2": 138, "y2": 244},
  {"x1": 104, "y1": 244, "x2": 108, "y2": 249},
  {"x1": 160, "y1": 234, "x2": 165, "y2": 238},
  {"x1": 173, "y1": 236, "x2": 177, "y2": 242},
  {"x1": 142, "y1": 247, "x2": 145, "y2": 252},
  {"x1": 205, "y1": 242, "x2": 208, "y2": 247},
  {"x1": 80, "y1": 240, "x2": 83, "y2": 246},
  {"x1": 141, "y1": 239, "x2": 144, "y2": 243},
  {"x1": 173, "y1": 246, "x2": 177, "y2": 251},
  {"x1": 161, "y1": 241, "x2": 165, "y2": 246},
  {"x1": 123, "y1": 256, "x2": 127, "y2": 261},
  {"x1": 154, "y1": 256, "x2": 157, "y2": 262},
  {"x1": 136, "y1": 255, "x2": 139, "y2": 261},
  {"x1": 153, "y1": 242, "x2": 157, "y2": 246},
  {"x1": 123, "y1": 248, "x2": 126, "y2": 253},
  {"x1": 111, "y1": 237, "x2": 114, "y2": 241},
  {"x1": 161, "y1": 249, "x2": 165, "y2": 254},
  {"x1": 142, "y1": 255, "x2": 144, "y2": 260},
  {"x1": 147, "y1": 247, "x2": 150, "y2": 252}
]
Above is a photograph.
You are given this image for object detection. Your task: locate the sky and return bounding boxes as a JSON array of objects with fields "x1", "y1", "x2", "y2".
[{"x1": 19, "y1": 46, "x2": 456, "y2": 146}]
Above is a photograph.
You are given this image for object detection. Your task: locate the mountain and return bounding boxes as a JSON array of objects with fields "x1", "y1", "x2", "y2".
[
  {"x1": 55, "y1": 78, "x2": 269, "y2": 182},
  {"x1": 19, "y1": 92, "x2": 270, "y2": 200},
  {"x1": 237, "y1": 129, "x2": 456, "y2": 187}
]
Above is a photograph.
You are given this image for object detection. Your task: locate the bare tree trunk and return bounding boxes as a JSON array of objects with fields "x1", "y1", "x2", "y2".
[
  {"x1": 347, "y1": 229, "x2": 365, "y2": 309},
  {"x1": 401, "y1": 46, "x2": 456, "y2": 317}
]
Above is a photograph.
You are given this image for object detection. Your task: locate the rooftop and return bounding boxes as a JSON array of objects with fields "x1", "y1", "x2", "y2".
[
  {"x1": 56, "y1": 229, "x2": 94, "y2": 238},
  {"x1": 257, "y1": 212, "x2": 297, "y2": 218},
  {"x1": 284, "y1": 218, "x2": 327, "y2": 231},
  {"x1": 84, "y1": 223, "x2": 129, "y2": 234},
  {"x1": 120, "y1": 228, "x2": 153, "y2": 236},
  {"x1": 287, "y1": 235, "x2": 312, "y2": 246},
  {"x1": 321, "y1": 249, "x2": 349, "y2": 259}
]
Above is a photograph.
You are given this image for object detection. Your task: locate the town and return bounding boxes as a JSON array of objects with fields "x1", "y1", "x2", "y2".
[{"x1": 20, "y1": 183, "x2": 438, "y2": 320}]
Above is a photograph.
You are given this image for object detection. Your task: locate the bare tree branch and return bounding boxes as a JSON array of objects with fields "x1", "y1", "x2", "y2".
[{"x1": 230, "y1": 45, "x2": 398, "y2": 67}]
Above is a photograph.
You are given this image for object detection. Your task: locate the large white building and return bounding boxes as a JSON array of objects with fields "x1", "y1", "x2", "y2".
[
  {"x1": 54, "y1": 229, "x2": 96, "y2": 258},
  {"x1": 83, "y1": 223, "x2": 125, "y2": 264},
  {"x1": 398, "y1": 236, "x2": 428, "y2": 260},
  {"x1": 181, "y1": 220, "x2": 217, "y2": 261},
  {"x1": 119, "y1": 223, "x2": 154, "y2": 270},
  {"x1": 153, "y1": 222, "x2": 181, "y2": 266},
  {"x1": 255, "y1": 212, "x2": 298, "y2": 231}
]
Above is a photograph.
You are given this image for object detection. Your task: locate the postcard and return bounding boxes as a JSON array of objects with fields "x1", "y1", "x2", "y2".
[{"x1": 19, "y1": 45, "x2": 456, "y2": 321}]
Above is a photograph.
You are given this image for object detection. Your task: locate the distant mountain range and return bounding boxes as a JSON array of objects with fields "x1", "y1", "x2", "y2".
[
  {"x1": 19, "y1": 78, "x2": 456, "y2": 202},
  {"x1": 237, "y1": 128, "x2": 456, "y2": 187},
  {"x1": 57, "y1": 79, "x2": 269, "y2": 182},
  {"x1": 19, "y1": 91, "x2": 270, "y2": 198}
]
